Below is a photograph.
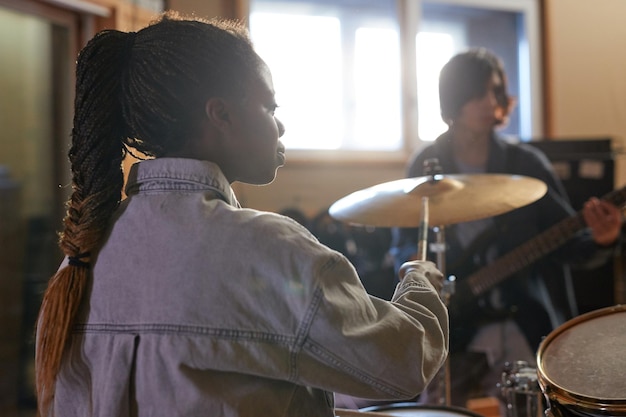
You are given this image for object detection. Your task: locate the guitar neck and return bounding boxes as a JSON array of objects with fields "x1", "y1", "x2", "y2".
[{"x1": 464, "y1": 185, "x2": 626, "y2": 297}]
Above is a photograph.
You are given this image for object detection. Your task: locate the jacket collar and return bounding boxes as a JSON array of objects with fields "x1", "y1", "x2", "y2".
[{"x1": 125, "y1": 158, "x2": 240, "y2": 207}]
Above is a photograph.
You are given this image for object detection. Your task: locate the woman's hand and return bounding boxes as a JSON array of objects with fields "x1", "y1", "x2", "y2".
[{"x1": 399, "y1": 260, "x2": 444, "y2": 293}]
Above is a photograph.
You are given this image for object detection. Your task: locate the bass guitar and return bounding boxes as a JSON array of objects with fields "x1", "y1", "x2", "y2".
[{"x1": 447, "y1": 184, "x2": 626, "y2": 346}]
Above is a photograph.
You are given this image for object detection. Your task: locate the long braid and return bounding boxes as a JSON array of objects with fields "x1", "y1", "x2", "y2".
[
  {"x1": 35, "y1": 30, "x2": 129, "y2": 416},
  {"x1": 35, "y1": 12, "x2": 258, "y2": 416}
]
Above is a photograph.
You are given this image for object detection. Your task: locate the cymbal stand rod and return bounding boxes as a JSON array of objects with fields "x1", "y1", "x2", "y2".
[
  {"x1": 416, "y1": 196, "x2": 429, "y2": 261},
  {"x1": 429, "y1": 225, "x2": 453, "y2": 407},
  {"x1": 431, "y1": 226, "x2": 452, "y2": 407},
  {"x1": 416, "y1": 194, "x2": 453, "y2": 407},
  {"x1": 433, "y1": 226, "x2": 446, "y2": 276}
]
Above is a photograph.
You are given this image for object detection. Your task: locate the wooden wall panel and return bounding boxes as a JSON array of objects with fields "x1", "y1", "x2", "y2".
[{"x1": 543, "y1": 0, "x2": 626, "y2": 186}]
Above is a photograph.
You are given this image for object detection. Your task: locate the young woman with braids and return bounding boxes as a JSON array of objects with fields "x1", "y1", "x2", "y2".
[{"x1": 35, "y1": 12, "x2": 449, "y2": 417}]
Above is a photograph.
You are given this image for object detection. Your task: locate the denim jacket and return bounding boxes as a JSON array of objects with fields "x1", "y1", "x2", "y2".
[{"x1": 49, "y1": 158, "x2": 449, "y2": 417}]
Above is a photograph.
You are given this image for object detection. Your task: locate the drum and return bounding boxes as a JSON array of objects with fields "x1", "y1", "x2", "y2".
[
  {"x1": 358, "y1": 402, "x2": 485, "y2": 417},
  {"x1": 499, "y1": 360, "x2": 543, "y2": 417},
  {"x1": 536, "y1": 305, "x2": 626, "y2": 417}
]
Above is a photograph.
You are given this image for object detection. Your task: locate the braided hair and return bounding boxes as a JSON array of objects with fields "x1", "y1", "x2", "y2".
[{"x1": 35, "y1": 12, "x2": 258, "y2": 415}]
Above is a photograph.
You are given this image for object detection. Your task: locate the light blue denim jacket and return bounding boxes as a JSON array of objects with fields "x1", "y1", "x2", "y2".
[{"x1": 49, "y1": 158, "x2": 448, "y2": 417}]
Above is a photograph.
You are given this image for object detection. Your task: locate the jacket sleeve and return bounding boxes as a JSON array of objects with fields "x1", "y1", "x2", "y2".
[{"x1": 295, "y1": 252, "x2": 449, "y2": 400}]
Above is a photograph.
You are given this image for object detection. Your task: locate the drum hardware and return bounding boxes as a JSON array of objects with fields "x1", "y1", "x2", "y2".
[
  {"x1": 424, "y1": 235, "x2": 455, "y2": 406},
  {"x1": 498, "y1": 360, "x2": 543, "y2": 417},
  {"x1": 409, "y1": 161, "x2": 454, "y2": 407}
]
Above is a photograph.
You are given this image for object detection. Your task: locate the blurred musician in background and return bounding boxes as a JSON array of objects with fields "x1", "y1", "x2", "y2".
[{"x1": 391, "y1": 48, "x2": 622, "y2": 407}]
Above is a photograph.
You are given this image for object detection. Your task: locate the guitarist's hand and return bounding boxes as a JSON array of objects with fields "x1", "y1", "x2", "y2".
[
  {"x1": 583, "y1": 197, "x2": 623, "y2": 246},
  {"x1": 399, "y1": 260, "x2": 444, "y2": 294}
]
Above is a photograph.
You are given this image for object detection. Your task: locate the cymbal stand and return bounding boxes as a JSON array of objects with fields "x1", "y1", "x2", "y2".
[
  {"x1": 417, "y1": 158, "x2": 455, "y2": 407},
  {"x1": 431, "y1": 225, "x2": 455, "y2": 407},
  {"x1": 416, "y1": 196, "x2": 429, "y2": 261},
  {"x1": 416, "y1": 202, "x2": 455, "y2": 407}
]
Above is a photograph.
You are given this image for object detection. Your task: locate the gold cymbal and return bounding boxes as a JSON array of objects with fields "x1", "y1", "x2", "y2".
[{"x1": 329, "y1": 174, "x2": 547, "y2": 227}]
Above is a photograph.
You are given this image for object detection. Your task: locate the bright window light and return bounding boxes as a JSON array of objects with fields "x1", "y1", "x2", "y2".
[
  {"x1": 416, "y1": 31, "x2": 455, "y2": 141},
  {"x1": 250, "y1": 13, "x2": 344, "y2": 149},
  {"x1": 354, "y1": 28, "x2": 402, "y2": 150}
]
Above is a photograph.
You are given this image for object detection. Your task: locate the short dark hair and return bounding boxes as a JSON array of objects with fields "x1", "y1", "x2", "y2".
[{"x1": 439, "y1": 48, "x2": 513, "y2": 125}]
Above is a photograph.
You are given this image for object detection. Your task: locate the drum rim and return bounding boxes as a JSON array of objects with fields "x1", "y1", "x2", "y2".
[
  {"x1": 536, "y1": 304, "x2": 626, "y2": 410},
  {"x1": 359, "y1": 402, "x2": 485, "y2": 417}
]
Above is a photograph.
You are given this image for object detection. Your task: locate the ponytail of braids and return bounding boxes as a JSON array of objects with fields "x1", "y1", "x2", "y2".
[{"x1": 35, "y1": 30, "x2": 133, "y2": 416}]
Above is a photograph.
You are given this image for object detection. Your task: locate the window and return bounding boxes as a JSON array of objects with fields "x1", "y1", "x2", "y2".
[
  {"x1": 249, "y1": 0, "x2": 542, "y2": 155},
  {"x1": 250, "y1": 0, "x2": 401, "y2": 152}
]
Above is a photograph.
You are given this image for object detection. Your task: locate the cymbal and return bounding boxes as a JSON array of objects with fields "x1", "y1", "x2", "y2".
[{"x1": 328, "y1": 174, "x2": 547, "y2": 227}]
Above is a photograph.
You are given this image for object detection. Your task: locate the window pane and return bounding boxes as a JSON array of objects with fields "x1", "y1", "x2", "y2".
[
  {"x1": 354, "y1": 28, "x2": 402, "y2": 150},
  {"x1": 416, "y1": 31, "x2": 454, "y2": 142},
  {"x1": 250, "y1": 12, "x2": 344, "y2": 149},
  {"x1": 250, "y1": 0, "x2": 401, "y2": 151}
]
